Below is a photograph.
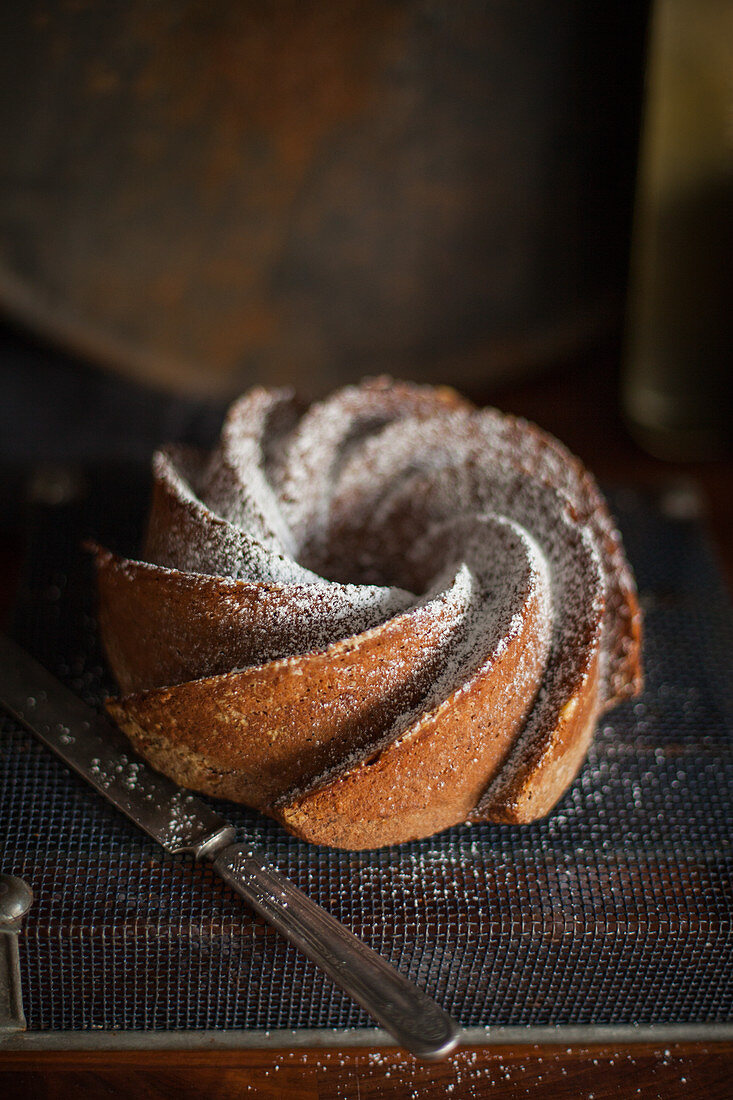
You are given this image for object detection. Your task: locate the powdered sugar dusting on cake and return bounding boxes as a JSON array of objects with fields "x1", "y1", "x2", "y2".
[
  {"x1": 146, "y1": 446, "x2": 321, "y2": 584},
  {"x1": 199, "y1": 388, "x2": 299, "y2": 557},
  {"x1": 271, "y1": 378, "x2": 470, "y2": 562}
]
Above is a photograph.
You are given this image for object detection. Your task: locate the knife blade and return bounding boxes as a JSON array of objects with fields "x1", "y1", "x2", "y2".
[{"x1": 0, "y1": 634, "x2": 460, "y2": 1060}]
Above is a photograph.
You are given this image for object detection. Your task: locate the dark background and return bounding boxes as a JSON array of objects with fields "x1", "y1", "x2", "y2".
[{"x1": 1, "y1": 0, "x2": 648, "y2": 470}]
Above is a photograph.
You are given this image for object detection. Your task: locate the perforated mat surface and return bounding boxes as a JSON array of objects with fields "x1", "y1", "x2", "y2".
[{"x1": 1, "y1": 469, "x2": 732, "y2": 1031}]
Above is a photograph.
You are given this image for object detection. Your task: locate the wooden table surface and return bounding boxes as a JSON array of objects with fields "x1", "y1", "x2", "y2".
[{"x1": 1, "y1": 354, "x2": 732, "y2": 1098}]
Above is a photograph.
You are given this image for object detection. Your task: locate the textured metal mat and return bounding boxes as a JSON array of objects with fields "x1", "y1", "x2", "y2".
[{"x1": 1, "y1": 469, "x2": 732, "y2": 1032}]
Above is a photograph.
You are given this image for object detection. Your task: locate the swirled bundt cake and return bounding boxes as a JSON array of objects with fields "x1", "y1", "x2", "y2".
[{"x1": 96, "y1": 377, "x2": 642, "y2": 848}]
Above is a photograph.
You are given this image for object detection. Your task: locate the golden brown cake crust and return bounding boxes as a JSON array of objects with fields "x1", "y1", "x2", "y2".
[{"x1": 97, "y1": 377, "x2": 642, "y2": 849}]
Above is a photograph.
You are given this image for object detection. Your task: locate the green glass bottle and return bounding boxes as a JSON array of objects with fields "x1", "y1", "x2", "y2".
[{"x1": 624, "y1": 0, "x2": 733, "y2": 459}]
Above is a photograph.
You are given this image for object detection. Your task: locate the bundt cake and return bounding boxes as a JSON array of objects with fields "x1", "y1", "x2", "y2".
[{"x1": 95, "y1": 377, "x2": 642, "y2": 849}]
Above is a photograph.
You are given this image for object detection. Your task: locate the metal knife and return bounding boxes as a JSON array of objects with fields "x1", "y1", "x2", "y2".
[{"x1": 0, "y1": 634, "x2": 460, "y2": 1060}]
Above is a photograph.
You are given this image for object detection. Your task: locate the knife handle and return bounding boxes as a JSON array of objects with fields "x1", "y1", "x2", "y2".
[
  {"x1": 0, "y1": 875, "x2": 33, "y2": 1032},
  {"x1": 211, "y1": 844, "x2": 460, "y2": 1060}
]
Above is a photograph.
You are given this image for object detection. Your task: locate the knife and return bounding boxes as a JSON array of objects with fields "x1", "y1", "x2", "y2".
[{"x1": 0, "y1": 634, "x2": 460, "y2": 1059}]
